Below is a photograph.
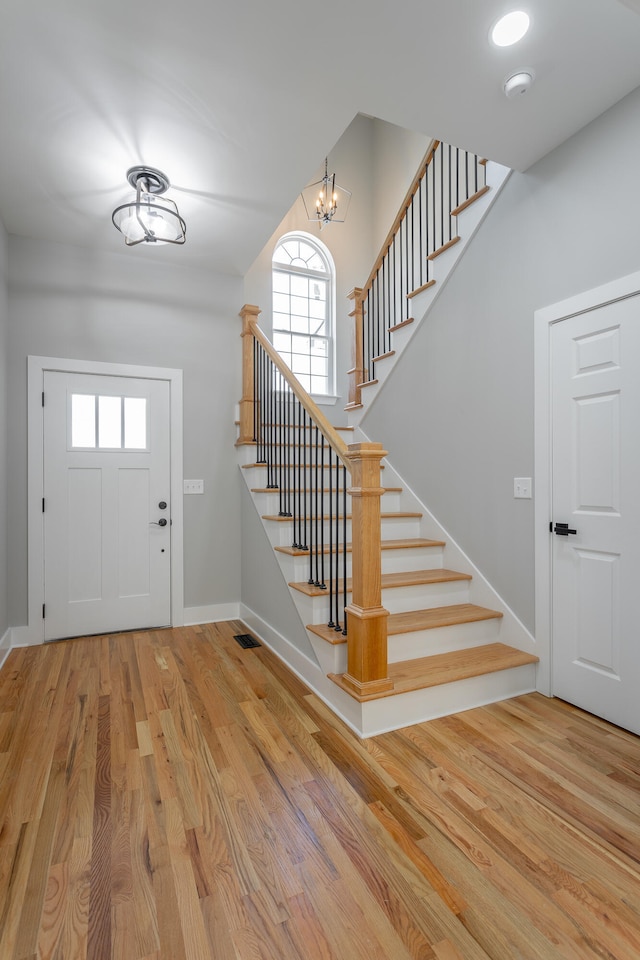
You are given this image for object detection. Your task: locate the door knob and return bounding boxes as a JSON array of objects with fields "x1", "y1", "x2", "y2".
[{"x1": 150, "y1": 518, "x2": 168, "y2": 527}]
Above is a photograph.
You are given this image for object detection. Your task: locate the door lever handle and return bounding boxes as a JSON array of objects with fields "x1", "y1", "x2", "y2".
[
  {"x1": 150, "y1": 518, "x2": 168, "y2": 527},
  {"x1": 553, "y1": 522, "x2": 577, "y2": 536}
]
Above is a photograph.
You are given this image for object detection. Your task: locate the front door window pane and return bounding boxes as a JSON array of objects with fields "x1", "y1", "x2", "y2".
[
  {"x1": 98, "y1": 396, "x2": 122, "y2": 448},
  {"x1": 124, "y1": 398, "x2": 147, "y2": 449},
  {"x1": 71, "y1": 394, "x2": 96, "y2": 448}
]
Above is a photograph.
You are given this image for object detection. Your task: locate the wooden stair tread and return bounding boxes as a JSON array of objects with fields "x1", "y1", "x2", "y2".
[
  {"x1": 329, "y1": 643, "x2": 539, "y2": 701},
  {"x1": 308, "y1": 602, "x2": 500, "y2": 643},
  {"x1": 407, "y1": 279, "x2": 436, "y2": 300},
  {"x1": 388, "y1": 603, "x2": 503, "y2": 635},
  {"x1": 389, "y1": 317, "x2": 414, "y2": 333},
  {"x1": 262, "y1": 511, "x2": 422, "y2": 522},
  {"x1": 372, "y1": 351, "x2": 395, "y2": 363},
  {"x1": 243, "y1": 461, "x2": 386, "y2": 470},
  {"x1": 450, "y1": 184, "x2": 490, "y2": 217},
  {"x1": 275, "y1": 537, "x2": 444, "y2": 557},
  {"x1": 358, "y1": 379, "x2": 378, "y2": 389},
  {"x1": 427, "y1": 236, "x2": 461, "y2": 260},
  {"x1": 290, "y1": 568, "x2": 471, "y2": 597},
  {"x1": 251, "y1": 486, "x2": 403, "y2": 494}
]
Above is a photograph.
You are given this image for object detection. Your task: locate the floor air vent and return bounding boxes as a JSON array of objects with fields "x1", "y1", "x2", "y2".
[{"x1": 233, "y1": 633, "x2": 261, "y2": 649}]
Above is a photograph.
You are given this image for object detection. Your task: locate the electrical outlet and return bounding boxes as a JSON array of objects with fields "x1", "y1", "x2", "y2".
[
  {"x1": 513, "y1": 477, "x2": 532, "y2": 499},
  {"x1": 183, "y1": 479, "x2": 204, "y2": 495}
]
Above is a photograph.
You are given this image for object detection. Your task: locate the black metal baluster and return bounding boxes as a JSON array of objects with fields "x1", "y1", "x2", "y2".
[
  {"x1": 307, "y1": 417, "x2": 315, "y2": 584},
  {"x1": 319, "y1": 435, "x2": 325, "y2": 589},
  {"x1": 431, "y1": 148, "x2": 436, "y2": 256},
  {"x1": 465, "y1": 150, "x2": 470, "y2": 203},
  {"x1": 313, "y1": 425, "x2": 320, "y2": 586},
  {"x1": 267, "y1": 357, "x2": 277, "y2": 489},
  {"x1": 328, "y1": 446, "x2": 335, "y2": 628},
  {"x1": 302, "y1": 408, "x2": 308, "y2": 552},
  {"x1": 342, "y1": 466, "x2": 348, "y2": 635},
  {"x1": 440, "y1": 143, "x2": 444, "y2": 250},
  {"x1": 291, "y1": 398, "x2": 299, "y2": 549}
]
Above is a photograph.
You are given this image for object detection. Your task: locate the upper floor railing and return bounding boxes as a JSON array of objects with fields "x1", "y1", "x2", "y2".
[
  {"x1": 347, "y1": 140, "x2": 488, "y2": 409},
  {"x1": 238, "y1": 305, "x2": 392, "y2": 698}
]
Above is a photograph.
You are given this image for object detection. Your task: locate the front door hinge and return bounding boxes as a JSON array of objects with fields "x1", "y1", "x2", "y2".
[
  {"x1": 42, "y1": 497, "x2": 45, "y2": 512},
  {"x1": 42, "y1": 391, "x2": 45, "y2": 407},
  {"x1": 42, "y1": 603, "x2": 45, "y2": 619}
]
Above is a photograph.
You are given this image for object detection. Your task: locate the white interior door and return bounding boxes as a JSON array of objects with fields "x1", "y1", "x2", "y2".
[
  {"x1": 43, "y1": 371, "x2": 172, "y2": 640},
  {"x1": 550, "y1": 294, "x2": 640, "y2": 733}
]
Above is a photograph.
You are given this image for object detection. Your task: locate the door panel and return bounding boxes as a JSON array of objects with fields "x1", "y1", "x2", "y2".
[
  {"x1": 551, "y1": 295, "x2": 640, "y2": 733},
  {"x1": 44, "y1": 371, "x2": 171, "y2": 640}
]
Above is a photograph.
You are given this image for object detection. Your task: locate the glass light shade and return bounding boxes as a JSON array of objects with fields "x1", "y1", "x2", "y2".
[{"x1": 112, "y1": 194, "x2": 186, "y2": 246}]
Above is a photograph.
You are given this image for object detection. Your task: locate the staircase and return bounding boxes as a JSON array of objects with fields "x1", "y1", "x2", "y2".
[
  {"x1": 235, "y1": 144, "x2": 537, "y2": 738},
  {"x1": 237, "y1": 423, "x2": 537, "y2": 737}
]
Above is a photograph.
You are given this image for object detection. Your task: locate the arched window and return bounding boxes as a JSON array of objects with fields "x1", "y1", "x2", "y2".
[{"x1": 272, "y1": 232, "x2": 335, "y2": 395}]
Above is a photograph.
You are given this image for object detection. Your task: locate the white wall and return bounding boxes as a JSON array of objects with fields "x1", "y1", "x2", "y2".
[
  {"x1": 370, "y1": 119, "x2": 431, "y2": 253},
  {"x1": 0, "y1": 222, "x2": 8, "y2": 638},
  {"x1": 363, "y1": 85, "x2": 640, "y2": 633},
  {"x1": 7, "y1": 237, "x2": 243, "y2": 627}
]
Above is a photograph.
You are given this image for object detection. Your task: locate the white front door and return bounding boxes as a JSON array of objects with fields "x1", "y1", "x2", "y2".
[
  {"x1": 550, "y1": 293, "x2": 640, "y2": 734},
  {"x1": 43, "y1": 371, "x2": 172, "y2": 640}
]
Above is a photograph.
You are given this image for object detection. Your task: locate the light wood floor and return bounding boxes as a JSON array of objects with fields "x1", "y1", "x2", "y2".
[{"x1": 1, "y1": 621, "x2": 640, "y2": 959}]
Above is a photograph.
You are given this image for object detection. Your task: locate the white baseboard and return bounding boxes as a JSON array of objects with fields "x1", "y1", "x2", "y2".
[
  {"x1": 183, "y1": 602, "x2": 241, "y2": 626},
  {"x1": 0, "y1": 628, "x2": 12, "y2": 669}
]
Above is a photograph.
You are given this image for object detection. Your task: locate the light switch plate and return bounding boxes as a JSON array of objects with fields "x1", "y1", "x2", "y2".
[
  {"x1": 513, "y1": 477, "x2": 532, "y2": 499},
  {"x1": 184, "y1": 479, "x2": 204, "y2": 495}
]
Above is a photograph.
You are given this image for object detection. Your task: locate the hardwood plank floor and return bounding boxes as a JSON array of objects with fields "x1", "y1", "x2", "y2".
[{"x1": 1, "y1": 620, "x2": 640, "y2": 959}]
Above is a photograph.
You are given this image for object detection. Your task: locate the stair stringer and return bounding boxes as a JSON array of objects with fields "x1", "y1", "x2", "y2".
[
  {"x1": 349, "y1": 424, "x2": 538, "y2": 661},
  {"x1": 346, "y1": 160, "x2": 512, "y2": 427}
]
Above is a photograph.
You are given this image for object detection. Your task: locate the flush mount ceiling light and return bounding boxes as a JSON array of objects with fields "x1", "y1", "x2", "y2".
[
  {"x1": 300, "y1": 158, "x2": 351, "y2": 229},
  {"x1": 112, "y1": 166, "x2": 186, "y2": 246},
  {"x1": 491, "y1": 10, "x2": 530, "y2": 46}
]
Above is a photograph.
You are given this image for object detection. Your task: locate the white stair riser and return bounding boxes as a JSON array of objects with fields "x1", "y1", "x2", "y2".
[
  {"x1": 295, "y1": 580, "x2": 471, "y2": 623},
  {"x1": 263, "y1": 515, "x2": 422, "y2": 547},
  {"x1": 388, "y1": 616, "x2": 502, "y2": 663},
  {"x1": 277, "y1": 542, "x2": 446, "y2": 580},
  {"x1": 359, "y1": 661, "x2": 537, "y2": 738},
  {"x1": 382, "y1": 581, "x2": 470, "y2": 614},
  {"x1": 381, "y1": 546, "x2": 445, "y2": 573},
  {"x1": 306, "y1": 632, "x2": 347, "y2": 675},
  {"x1": 250, "y1": 490, "x2": 402, "y2": 513}
]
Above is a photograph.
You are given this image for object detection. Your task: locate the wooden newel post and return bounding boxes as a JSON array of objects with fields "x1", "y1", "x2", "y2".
[
  {"x1": 238, "y1": 304, "x2": 261, "y2": 445},
  {"x1": 342, "y1": 442, "x2": 393, "y2": 697},
  {"x1": 345, "y1": 288, "x2": 365, "y2": 411}
]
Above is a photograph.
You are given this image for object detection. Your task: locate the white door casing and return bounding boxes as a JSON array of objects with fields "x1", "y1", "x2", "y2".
[
  {"x1": 24, "y1": 357, "x2": 184, "y2": 646},
  {"x1": 535, "y1": 271, "x2": 640, "y2": 732},
  {"x1": 43, "y1": 371, "x2": 172, "y2": 640}
]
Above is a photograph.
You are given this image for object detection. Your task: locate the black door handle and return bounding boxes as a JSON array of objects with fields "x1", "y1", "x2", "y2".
[{"x1": 553, "y1": 522, "x2": 577, "y2": 536}]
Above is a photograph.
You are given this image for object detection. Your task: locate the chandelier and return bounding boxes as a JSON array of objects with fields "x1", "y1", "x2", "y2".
[{"x1": 300, "y1": 158, "x2": 351, "y2": 229}]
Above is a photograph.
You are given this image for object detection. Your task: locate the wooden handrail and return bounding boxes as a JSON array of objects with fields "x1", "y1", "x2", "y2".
[
  {"x1": 361, "y1": 139, "x2": 438, "y2": 299},
  {"x1": 246, "y1": 310, "x2": 350, "y2": 468}
]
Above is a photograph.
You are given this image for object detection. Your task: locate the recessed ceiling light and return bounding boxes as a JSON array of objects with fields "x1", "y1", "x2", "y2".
[{"x1": 491, "y1": 10, "x2": 530, "y2": 46}]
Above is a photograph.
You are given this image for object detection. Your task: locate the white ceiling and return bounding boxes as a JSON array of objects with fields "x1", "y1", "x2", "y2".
[{"x1": 1, "y1": 0, "x2": 639, "y2": 275}]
